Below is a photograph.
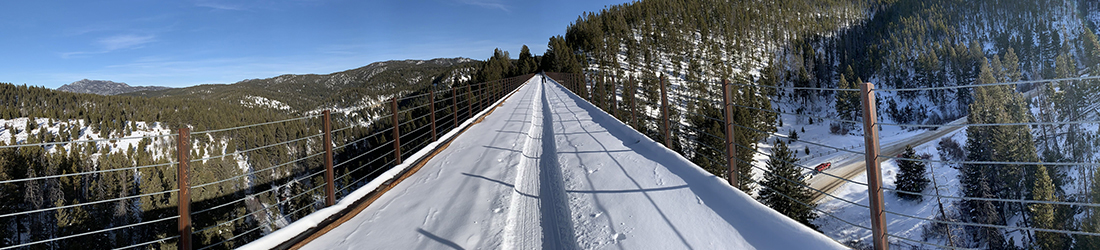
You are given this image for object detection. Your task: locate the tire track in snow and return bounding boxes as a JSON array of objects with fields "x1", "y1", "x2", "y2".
[
  {"x1": 503, "y1": 78, "x2": 579, "y2": 250},
  {"x1": 538, "y1": 79, "x2": 579, "y2": 250},
  {"x1": 503, "y1": 79, "x2": 545, "y2": 250}
]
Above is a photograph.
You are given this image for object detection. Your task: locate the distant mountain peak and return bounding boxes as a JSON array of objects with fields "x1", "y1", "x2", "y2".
[{"x1": 58, "y1": 79, "x2": 171, "y2": 95}]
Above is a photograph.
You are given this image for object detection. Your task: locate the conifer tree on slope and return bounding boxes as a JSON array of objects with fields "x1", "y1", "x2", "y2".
[
  {"x1": 758, "y1": 140, "x2": 817, "y2": 230},
  {"x1": 895, "y1": 145, "x2": 929, "y2": 201},
  {"x1": 963, "y1": 56, "x2": 1040, "y2": 248},
  {"x1": 962, "y1": 58, "x2": 1006, "y2": 248},
  {"x1": 1078, "y1": 168, "x2": 1100, "y2": 248},
  {"x1": 1031, "y1": 165, "x2": 1063, "y2": 250}
]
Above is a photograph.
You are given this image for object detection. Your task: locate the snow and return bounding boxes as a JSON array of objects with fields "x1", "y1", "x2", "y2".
[
  {"x1": 240, "y1": 95, "x2": 292, "y2": 111},
  {"x1": 245, "y1": 75, "x2": 843, "y2": 249},
  {"x1": 0, "y1": 118, "x2": 174, "y2": 161},
  {"x1": 815, "y1": 129, "x2": 966, "y2": 248}
]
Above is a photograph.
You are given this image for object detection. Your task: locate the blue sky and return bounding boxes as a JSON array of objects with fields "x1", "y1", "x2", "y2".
[{"x1": 0, "y1": 0, "x2": 630, "y2": 88}]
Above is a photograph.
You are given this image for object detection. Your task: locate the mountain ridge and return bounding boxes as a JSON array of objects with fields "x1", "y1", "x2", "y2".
[
  {"x1": 56, "y1": 79, "x2": 171, "y2": 96},
  {"x1": 122, "y1": 57, "x2": 480, "y2": 113}
]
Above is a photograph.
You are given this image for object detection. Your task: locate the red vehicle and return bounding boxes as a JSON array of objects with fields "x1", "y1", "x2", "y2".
[{"x1": 814, "y1": 162, "x2": 832, "y2": 172}]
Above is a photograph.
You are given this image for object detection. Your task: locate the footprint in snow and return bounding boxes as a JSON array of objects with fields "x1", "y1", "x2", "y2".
[{"x1": 613, "y1": 233, "x2": 627, "y2": 242}]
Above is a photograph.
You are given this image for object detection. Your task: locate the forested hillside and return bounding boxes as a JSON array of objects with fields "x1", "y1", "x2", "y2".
[
  {"x1": 0, "y1": 55, "x2": 533, "y2": 249},
  {"x1": 541, "y1": 0, "x2": 1100, "y2": 248},
  {"x1": 542, "y1": 0, "x2": 883, "y2": 193},
  {"x1": 124, "y1": 58, "x2": 481, "y2": 113}
]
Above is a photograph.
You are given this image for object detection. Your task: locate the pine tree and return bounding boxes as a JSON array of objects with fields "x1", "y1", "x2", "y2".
[
  {"x1": 1079, "y1": 167, "x2": 1100, "y2": 248},
  {"x1": 1031, "y1": 165, "x2": 1063, "y2": 250},
  {"x1": 895, "y1": 145, "x2": 929, "y2": 201},
  {"x1": 962, "y1": 58, "x2": 1006, "y2": 248},
  {"x1": 517, "y1": 45, "x2": 538, "y2": 75},
  {"x1": 1082, "y1": 27, "x2": 1100, "y2": 70},
  {"x1": 758, "y1": 140, "x2": 817, "y2": 230},
  {"x1": 834, "y1": 74, "x2": 853, "y2": 123}
]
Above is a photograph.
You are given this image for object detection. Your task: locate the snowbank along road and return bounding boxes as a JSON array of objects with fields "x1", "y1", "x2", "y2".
[
  {"x1": 808, "y1": 116, "x2": 967, "y2": 203},
  {"x1": 298, "y1": 75, "x2": 844, "y2": 249}
]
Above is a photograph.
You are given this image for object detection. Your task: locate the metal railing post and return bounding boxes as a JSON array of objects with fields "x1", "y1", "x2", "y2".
[
  {"x1": 722, "y1": 79, "x2": 738, "y2": 187},
  {"x1": 611, "y1": 73, "x2": 618, "y2": 117},
  {"x1": 176, "y1": 128, "x2": 192, "y2": 250},
  {"x1": 452, "y1": 88, "x2": 458, "y2": 128},
  {"x1": 860, "y1": 82, "x2": 888, "y2": 250},
  {"x1": 630, "y1": 75, "x2": 637, "y2": 129},
  {"x1": 323, "y1": 110, "x2": 335, "y2": 206},
  {"x1": 467, "y1": 84, "x2": 472, "y2": 121},
  {"x1": 392, "y1": 98, "x2": 402, "y2": 165},
  {"x1": 430, "y1": 90, "x2": 437, "y2": 141},
  {"x1": 660, "y1": 74, "x2": 672, "y2": 148},
  {"x1": 589, "y1": 72, "x2": 595, "y2": 102}
]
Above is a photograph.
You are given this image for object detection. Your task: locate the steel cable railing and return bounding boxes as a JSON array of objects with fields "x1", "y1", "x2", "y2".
[
  {"x1": 0, "y1": 74, "x2": 534, "y2": 249},
  {"x1": 0, "y1": 132, "x2": 178, "y2": 150},
  {"x1": 0, "y1": 161, "x2": 176, "y2": 185},
  {"x1": 112, "y1": 235, "x2": 182, "y2": 250},
  {"x1": 568, "y1": 68, "x2": 1100, "y2": 249},
  {"x1": 0, "y1": 215, "x2": 180, "y2": 250},
  {"x1": 188, "y1": 133, "x2": 323, "y2": 164},
  {"x1": 191, "y1": 114, "x2": 321, "y2": 136},
  {"x1": 0, "y1": 188, "x2": 180, "y2": 219}
]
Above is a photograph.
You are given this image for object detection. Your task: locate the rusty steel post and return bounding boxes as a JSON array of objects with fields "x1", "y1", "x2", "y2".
[
  {"x1": 323, "y1": 111, "x2": 335, "y2": 206},
  {"x1": 430, "y1": 90, "x2": 437, "y2": 141},
  {"x1": 392, "y1": 98, "x2": 402, "y2": 165},
  {"x1": 660, "y1": 74, "x2": 672, "y2": 148},
  {"x1": 611, "y1": 74, "x2": 618, "y2": 117},
  {"x1": 860, "y1": 82, "x2": 888, "y2": 250},
  {"x1": 452, "y1": 87, "x2": 458, "y2": 128},
  {"x1": 722, "y1": 79, "x2": 738, "y2": 187},
  {"x1": 630, "y1": 75, "x2": 637, "y2": 129},
  {"x1": 598, "y1": 72, "x2": 605, "y2": 110},
  {"x1": 588, "y1": 72, "x2": 595, "y2": 102},
  {"x1": 581, "y1": 73, "x2": 588, "y2": 98},
  {"x1": 176, "y1": 128, "x2": 192, "y2": 250},
  {"x1": 467, "y1": 84, "x2": 472, "y2": 121}
]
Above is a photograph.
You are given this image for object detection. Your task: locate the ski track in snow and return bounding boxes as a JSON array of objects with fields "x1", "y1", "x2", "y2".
[{"x1": 297, "y1": 75, "x2": 844, "y2": 250}]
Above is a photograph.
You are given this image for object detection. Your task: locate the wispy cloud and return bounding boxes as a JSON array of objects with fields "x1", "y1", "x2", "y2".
[
  {"x1": 98, "y1": 34, "x2": 156, "y2": 51},
  {"x1": 195, "y1": 1, "x2": 247, "y2": 11},
  {"x1": 459, "y1": 0, "x2": 509, "y2": 12},
  {"x1": 61, "y1": 34, "x2": 156, "y2": 58}
]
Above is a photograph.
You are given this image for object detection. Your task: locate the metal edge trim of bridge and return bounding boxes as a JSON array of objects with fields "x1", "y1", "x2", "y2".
[{"x1": 270, "y1": 75, "x2": 535, "y2": 250}]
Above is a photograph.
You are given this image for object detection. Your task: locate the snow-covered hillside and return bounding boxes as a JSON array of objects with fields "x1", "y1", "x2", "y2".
[{"x1": 0, "y1": 118, "x2": 173, "y2": 160}]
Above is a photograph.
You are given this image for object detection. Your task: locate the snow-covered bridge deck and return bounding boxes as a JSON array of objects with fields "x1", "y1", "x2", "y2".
[{"x1": 256, "y1": 75, "x2": 842, "y2": 249}]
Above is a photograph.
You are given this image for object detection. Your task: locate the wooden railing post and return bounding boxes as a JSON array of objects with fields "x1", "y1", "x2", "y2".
[
  {"x1": 721, "y1": 79, "x2": 738, "y2": 187},
  {"x1": 430, "y1": 90, "x2": 437, "y2": 141},
  {"x1": 392, "y1": 98, "x2": 402, "y2": 164},
  {"x1": 660, "y1": 74, "x2": 672, "y2": 148},
  {"x1": 323, "y1": 111, "x2": 335, "y2": 206},
  {"x1": 860, "y1": 82, "x2": 888, "y2": 250},
  {"x1": 176, "y1": 128, "x2": 192, "y2": 250}
]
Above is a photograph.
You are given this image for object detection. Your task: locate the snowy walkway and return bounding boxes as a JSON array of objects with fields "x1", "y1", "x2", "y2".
[{"x1": 299, "y1": 75, "x2": 844, "y2": 250}]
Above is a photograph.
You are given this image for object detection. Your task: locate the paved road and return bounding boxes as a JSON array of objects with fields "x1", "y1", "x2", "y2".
[{"x1": 807, "y1": 113, "x2": 967, "y2": 202}]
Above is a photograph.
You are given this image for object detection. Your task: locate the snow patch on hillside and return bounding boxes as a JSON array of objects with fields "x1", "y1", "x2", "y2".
[
  {"x1": 0, "y1": 118, "x2": 175, "y2": 162},
  {"x1": 241, "y1": 95, "x2": 292, "y2": 111}
]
